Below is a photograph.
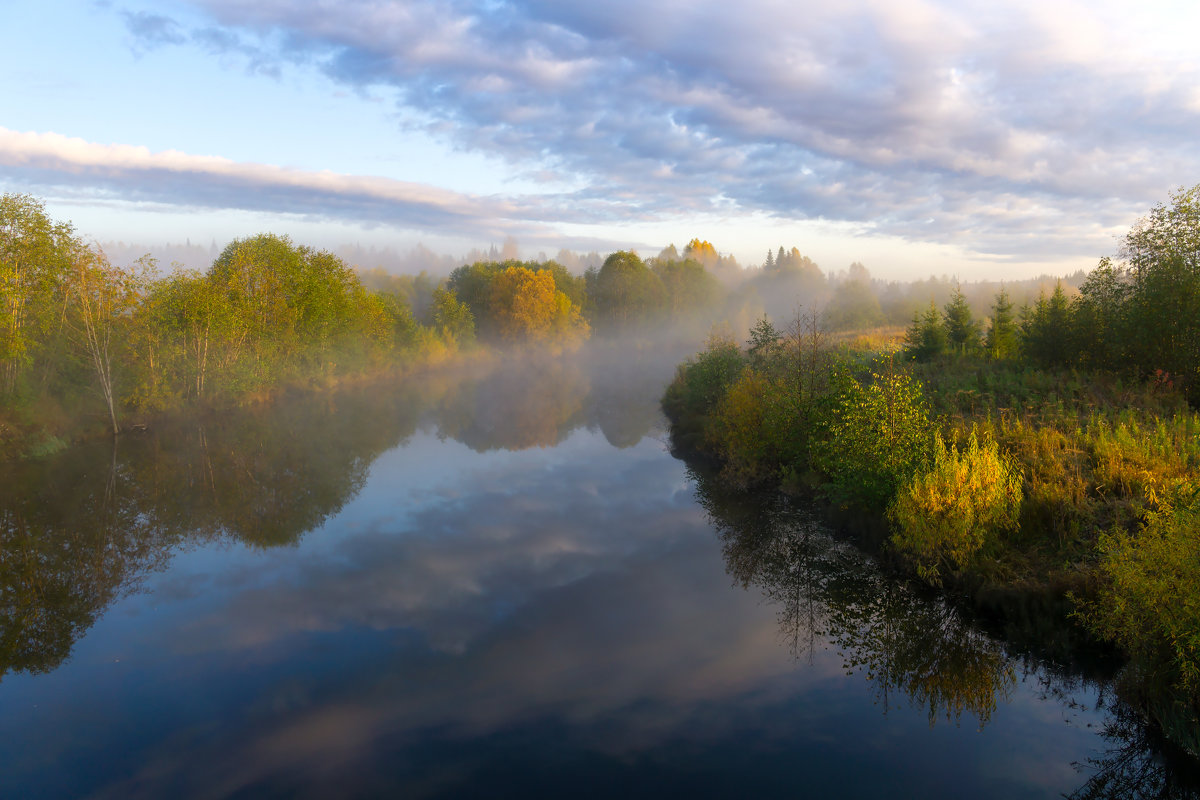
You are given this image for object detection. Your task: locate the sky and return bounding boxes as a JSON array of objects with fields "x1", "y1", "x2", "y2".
[{"x1": 3, "y1": 0, "x2": 1199, "y2": 279}]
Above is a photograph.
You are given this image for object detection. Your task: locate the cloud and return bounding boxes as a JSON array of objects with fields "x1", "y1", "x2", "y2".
[
  {"x1": 0, "y1": 127, "x2": 540, "y2": 238},
  {"x1": 88, "y1": 1, "x2": 1200, "y2": 259},
  {"x1": 122, "y1": 10, "x2": 187, "y2": 51}
]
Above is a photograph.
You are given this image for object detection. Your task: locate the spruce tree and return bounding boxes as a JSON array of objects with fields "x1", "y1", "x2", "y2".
[
  {"x1": 985, "y1": 288, "x2": 1018, "y2": 359},
  {"x1": 904, "y1": 301, "x2": 947, "y2": 361},
  {"x1": 942, "y1": 286, "x2": 980, "y2": 355}
]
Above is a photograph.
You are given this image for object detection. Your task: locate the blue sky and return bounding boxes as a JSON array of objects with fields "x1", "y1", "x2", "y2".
[{"x1": 3, "y1": 0, "x2": 1199, "y2": 278}]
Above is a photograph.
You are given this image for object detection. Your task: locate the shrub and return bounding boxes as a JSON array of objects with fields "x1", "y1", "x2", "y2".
[
  {"x1": 661, "y1": 329, "x2": 745, "y2": 453},
  {"x1": 889, "y1": 429, "x2": 1023, "y2": 583},
  {"x1": 710, "y1": 369, "x2": 806, "y2": 485},
  {"x1": 1079, "y1": 503, "x2": 1200, "y2": 700},
  {"x1": 816, "y1": 368, "x2": 934, "y2": 507}
]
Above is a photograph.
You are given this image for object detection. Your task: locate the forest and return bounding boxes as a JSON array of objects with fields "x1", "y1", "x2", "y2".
[{"x1": 662, "y1": 185, "x2": 1200, "y2": 754}]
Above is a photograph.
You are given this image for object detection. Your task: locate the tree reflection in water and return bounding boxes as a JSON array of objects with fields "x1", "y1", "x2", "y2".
[
  {"x1": 0, "y1": 382, "x2": 428, "y2": 679},
  {"x1": 695, "y1": 462, "x2": 1200, "y2": 794},
  {"x1": 1068, "y1": 697, "x2": 1200, "y2": 799},
  {"x1": 0, "y1": 440, "x2": 174, "y2": 678},
  {"x1": 696, "y1": 466, "x2": 1016, "y2": 727},
  {"x1": 0, "y1": 345, "x2": 686, "y2": 682}
]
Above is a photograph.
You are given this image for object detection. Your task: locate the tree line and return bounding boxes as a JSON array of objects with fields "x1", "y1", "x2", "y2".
[
  {"x1": 0, "y1": 197, "x2": 734, "y2": 450},
  {"x1": 903, "y1": 186, "x2": 1200, "y2": 402}
]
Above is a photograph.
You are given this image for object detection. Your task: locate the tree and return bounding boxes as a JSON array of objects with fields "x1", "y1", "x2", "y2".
[
  {"x1": 817, "y1": 367, "x2": 934, "y2": 507},
  {"x1": 904, "y1": 301, "x2": 947, "y2": 361},
  {"x1": 652, "y1": 257, "x2": 722, "y2": 317},
  {"x1": 942, "y1": 286, "x2": 981, "y2": 354},
  {"x1": 1119, "y1": 188, "x2": 1200, "y2": 396},
  {"x1": 0, "y1": 194, "x2": 76, "y2": 395},
  {"x1": 486, "y1": 266, "x2": 588, "y2": 345},
  {"x1": 588, "y1": 251, "x2": 664, "y2": 329},
  {"x1": 984, "y1": 288, "x2": 1018, "y2": 360},
  {"x1": 683, "y1": 238, "x2": 720, "y2": 268},
  {"x1": 1020, "y1": 282, "x2": 1073, "y2": 367},
  {"x1": 824, "y1": 277, "x2": 883, "y2": 331},
  {"x1": 745, "y1": 316, "x2": 782, "y2": 372},
  {"x1": 431, "y1": 288, "x2": 475, "y2": 347},
  {"x1": 69, "y1": 248, "x2": 147, "y2": 433},
  {"x1": 1071, "y1": 258, "x2": 1127, "y2": 369},
  {"x1": 446, "y1": 261, "x2": 503, "y2": 334}
]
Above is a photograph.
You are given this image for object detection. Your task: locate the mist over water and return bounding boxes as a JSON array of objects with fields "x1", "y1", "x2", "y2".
[{"x1": 0, "y1": 341, "x2": 1195, "y2": 799}]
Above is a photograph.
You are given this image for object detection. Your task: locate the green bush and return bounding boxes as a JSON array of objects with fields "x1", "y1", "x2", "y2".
[
  {"x1": 1080, "y1": 503, "x2": 1200, "y2": 700},
  {"x1": 710, "y1": 369, "x2": 807, "y2": 485},
  {"x1": 888, "y1": 429, "x2": 1023, "y2": 583},
  {"x1": 815, "y1": 368, "x2": 934, "y2": 507},
  {"x1": 660, "y1": 329, "x2": 745, "y2": 453}
]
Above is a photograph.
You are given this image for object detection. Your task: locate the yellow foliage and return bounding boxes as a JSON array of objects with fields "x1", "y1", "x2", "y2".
[
  {"x1": 889, "y1": 428, "x2": 1022, "y2": 582},
  {"x1": 488, "y1": 266, "x2": 588, "y2": 345}
]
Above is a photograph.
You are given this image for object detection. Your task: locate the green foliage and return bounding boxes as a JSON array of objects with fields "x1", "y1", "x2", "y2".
[
  {"x1": 984, "y1": 288, "x2": 1018, "y2": 360},
  {"x1": 745, "y1": 315, "x2": 783, "y2": 371},
  {"x1": 1079, "y1": 503, "x2": 1200, "y2": 702},
  {"x1": 942, "y1": 286, "x2": 981, "y2": 354},
  {"x1": 816, "y1": 368, "x2": 935, "y2": 507},
  {"x1": 1071, "y1": 258, "x2": 1127, "y2": 369},
  {"x1": 1019, "y1": 283, "x2": 1073, "y2": 367},
  {"x1": 588, "y1": 250, "x2": 665, "y2": 329},
  {"x1": 661, "y1": 329, "x2": 745, "y2": 453},
  {"x1": 1120, "y1": 186, "x2": 1200, "y2": 398},
  {"x1": 446, "y1": 261, "x2": 503, "y2": 332},
  {"x1": 0, "y1": 193, "x2": 77, "y2": 396},
  {"x1": 904, "y1": 301, "x2": 947, "y2": 362},
  {"x1": 824, "y1": 275, "x2": 883, "y2": 331},
  {"x1": 651, "y1": 257, "x2": 723, "y2": 317},
  {"x1": 889, "y1": 429, "x2": 1023, "y2": 583},
  {"x1": 201, "y1": 234, "x2": 390, "y2": 386},
  {"x1": 710, "y1": 369, "x2": 807, "y2": 486},
  {"x1": 357, "y1": 267, "x2": 438, "y2": 323},
  {"x1": 431, "y1": 287, "x2": 476, "y2": 348}
]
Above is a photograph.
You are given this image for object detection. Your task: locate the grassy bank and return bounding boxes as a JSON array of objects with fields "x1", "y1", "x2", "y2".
[{"x1": 662, "y1": 323, "x2": 1200, "y2": 753}]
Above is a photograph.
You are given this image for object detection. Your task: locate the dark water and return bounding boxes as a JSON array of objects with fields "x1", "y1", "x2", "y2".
[{"x1": 0, "y1": 343, "x2": 1195, "y2": 798}]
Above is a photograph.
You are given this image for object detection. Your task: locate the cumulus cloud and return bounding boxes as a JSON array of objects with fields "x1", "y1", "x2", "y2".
[{"x1": 102, "y1": 0, "x2": 1200, "y2": 258}]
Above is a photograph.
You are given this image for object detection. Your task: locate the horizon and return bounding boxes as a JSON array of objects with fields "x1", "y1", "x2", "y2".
[{"x1": 4, "y1": 0, "x2": 1199, "y2": 281}]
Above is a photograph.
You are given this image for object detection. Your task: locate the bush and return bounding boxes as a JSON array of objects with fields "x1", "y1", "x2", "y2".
[
  {"x1": 816, "y1": 368, "x2": 934, "y2": 507},
  {"x1": 1079, "y1": 503, "x2": 1200, "y2": 701},
  {"x1": 888, "y1": 429, "x2": 1023, "y2": 583},
  {"x1": 661, "y1": 329, "x2": 745, "y2": 453},
  {"x1": 710, "y1": 370, "x2": 806, "y2": 485}
]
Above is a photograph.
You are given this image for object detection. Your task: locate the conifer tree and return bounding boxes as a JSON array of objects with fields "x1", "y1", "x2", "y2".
[
  {"x1": 942, "y1": 286, "x2": 980, "y2": 355},
  {"x1": 985, "y1": 288, "x2": 1018, "y2": 359},
  {"x1": 904, "y1": 301, "x2": 947, "y2": 361},
  {"x1": 1019, "y1": 283, "x2": 1072, "y2": 366}
]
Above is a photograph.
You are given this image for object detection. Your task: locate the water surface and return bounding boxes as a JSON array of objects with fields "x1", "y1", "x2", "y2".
[{"x1": 0, "y1": 344, "x2": 1193, "y2": 798}]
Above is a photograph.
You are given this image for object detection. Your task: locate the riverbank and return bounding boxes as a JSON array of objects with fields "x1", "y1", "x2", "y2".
[
  {"x1": 661, "y1": 327, "x2": 1200, "y2": 754},
  {"x1": 0, "y1": 343, "x2": 500, "y2": 463}
]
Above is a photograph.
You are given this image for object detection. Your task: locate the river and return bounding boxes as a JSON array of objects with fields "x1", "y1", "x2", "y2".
[{"x1": 0, "y1": 341, "x2": 1194, "y2": 798}]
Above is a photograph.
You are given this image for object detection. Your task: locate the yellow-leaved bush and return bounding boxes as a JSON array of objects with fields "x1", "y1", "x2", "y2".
[{"x1": 888, "y1": 428, "x2": 1022, "y2": 583}]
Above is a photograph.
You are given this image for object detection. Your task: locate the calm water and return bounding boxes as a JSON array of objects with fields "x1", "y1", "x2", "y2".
[{"x1": 0, "y1": 343, "x2": 1194, "y2": 798}]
